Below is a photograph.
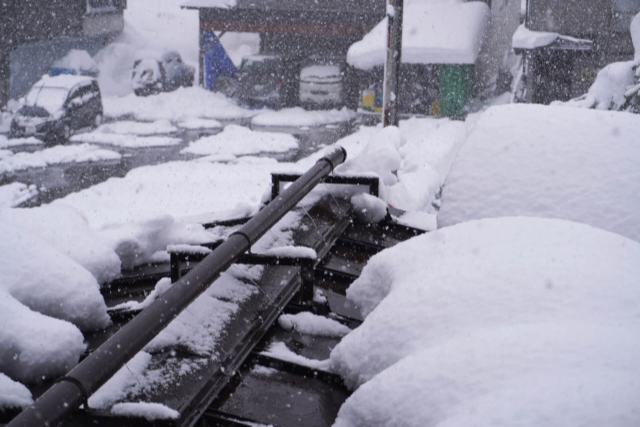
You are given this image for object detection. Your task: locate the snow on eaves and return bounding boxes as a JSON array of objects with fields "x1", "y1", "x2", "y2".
[{"x1": 348, "y1": 0, "x2": 490, "y2": 70}]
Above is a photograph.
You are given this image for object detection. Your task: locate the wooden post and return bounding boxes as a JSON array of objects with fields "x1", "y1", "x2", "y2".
[{"x1": 382, "y1": 0, "x2": 403, "y2": 127}]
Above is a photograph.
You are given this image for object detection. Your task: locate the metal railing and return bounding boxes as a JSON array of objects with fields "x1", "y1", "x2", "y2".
[{"x1": 8, "y1": 147, "x2": 347, "y2": 427}]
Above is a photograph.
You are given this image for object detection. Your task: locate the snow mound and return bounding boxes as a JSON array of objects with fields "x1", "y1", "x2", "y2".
[
  {"x1": 56, "y1": 158, "x2": 280, "y2": 228},
  {"x1": 0, "y1": 292, "x2": 87, "y2": 384},
  {"x1": 331, "y1": 217, "x2": 640, "y2": 426},
  {"x1": 95, "y1": 120, "x2": 178, "y2": 136},
  {"x1": 0, "y1": 373, "x2": 33, "y2": 409},
  {"x1": 251, "y1": 107, "x2": 356, "y2": 127},
  {"x1": 110, "y1": 401, "x2": 179, "y2": 421},
  {"x1": 0, "y1": 183, "x2": 38, "y2": 208},
  {"x1": 278, "y1": 312, "x2": 351, "y2": 337},
  {"x1": 351, "y1": 193, "x2": 387, "y2": 223},
  {"x1": 103, "y1": 87, "x2": 253, "y2": 122},
  {"x1": 0, "y1": 136, "x2": 43, "y2": 149},
  {"x1": 348, "y1": 0, "x2": 489, "y2": 70},
  {"x1": 0, "y1": 220, "x2": 110, "y2": 331},
  {"x1": 71, "y1": 132, "x2": 181, "y2": 148},
  {"x1": 439, "y1": 105, "x2": 640, "y2": 242},
  {"x1": 0, "y1": 143, "x2": 121, "y2": 174},
  {"x1": 52, "y1": 49, "x2": 99, "y2": 76},
  {"x1": 563, "y1": 61, "x2": 636, "y2": 110},
  {"x1": 182, "y1": 125, "x2": 298, "y2": 157},
  {"x1": 0, "y1": 205, "x2": 121, "y2": 283}
]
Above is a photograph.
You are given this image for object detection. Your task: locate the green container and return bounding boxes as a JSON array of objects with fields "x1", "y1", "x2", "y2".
[{"x1": 438, "y1": 64, "x2": 474, "y2": 118}]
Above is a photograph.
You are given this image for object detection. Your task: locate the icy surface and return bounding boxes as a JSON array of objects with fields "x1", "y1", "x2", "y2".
[
  {"x1": 110, "y1": 402, "x2": 179, "y2": 420},
  {"x1": 0, "y1": 183, "x2": 38, "y2": 208},
  {"x1": 251, "y1": 107, "x2": 356, "y2": 127},
  {"x1": 278, "y1": 312, "x2": 351, "y2": 338},
  {"x1": 182, "y1": 125, "x2": 298, "y2": 157},
  {"x1": 331, "y1": 217, "x2": 640, "y2": 426},
  {"x1": 0, "y1": 143, "x2": 121, "y2": 174},
  {"x1": 439, "y1": 105, "x2": 640, "y2": 241},
  {"x1": 0, "y1": 373, "x2": 33, "y2": 409},
  {"x1": 348, "y1": 0, "x2": 489, "y2": 70},
  {"x1": 103, "y1": 87, "x2": 253, "y2": 122}
]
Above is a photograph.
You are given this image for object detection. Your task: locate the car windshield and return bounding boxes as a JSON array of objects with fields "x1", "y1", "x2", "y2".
[{"x1": 25, "y1": 86, "x2": 68, "y2": 114}]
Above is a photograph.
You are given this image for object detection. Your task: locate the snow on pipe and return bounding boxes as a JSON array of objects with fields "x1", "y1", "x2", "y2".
[{"x1": 8, "y1": 147, "x2": 348, "y2": 427}]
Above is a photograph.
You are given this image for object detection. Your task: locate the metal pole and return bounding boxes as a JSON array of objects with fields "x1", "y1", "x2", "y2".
[
  {"x1": 8, "y1": 147, "x2": 347, "y2": 427},
  {"x1": 382, "y1": 0, "x2": 404, "y2": 127}
]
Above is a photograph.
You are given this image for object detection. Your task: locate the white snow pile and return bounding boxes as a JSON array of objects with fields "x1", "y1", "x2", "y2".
[
  {"x1": 439, "y1": 104, "x2": 640, "y2": 241},
  {"x1": 0, "y1": 205, "x2": 122, "y2": 283},
  {"x1": 111, "y1": 402, "x2": 179, "y2": 421},
  {"x1": 96, "y1": 120, "x2": 178, "y2": 136},
  {"x1": 300, "y1": 117, "x2": 465, "y2": 222},
  {"x1": 182, "y1": 125, "x2": 298, "y2": 157},
  {"x1": 89, "y1": 351, "x2": 153, "y2": 409},
  {"x1": 103, "y1": 87, "x2": 253, "y2": 122},
  {"x1": 251, "y1": 107, "x2": 357, "y2": 128},
  {"x1": 331, "y1": 217, "x2": 640, "y2": 427},
  {"x1": 278, "y1": 312, "x2": 351, "y2": 338},
  {"x1": 177, "y1": 118, "x2": 222, "y2": 130},
  {"x1": 55, "y1": 157, "x2": 279, "y2": 228},
  {"x1": 348, "y1": 0, "x2": 489, "y2": 70},
  {"x1": 562, "y1": 61, "x2": 637, "y2": 110},
  {"x1": 0, "y1": 143, "x2": 121, "y2": 174},
  {"x1": 0, "y1": 182, "x2": 38, "y2": 208},
  {"x1": 71, "y1": 133, "x2": 181, "y2": 148},
  {"x1": 52, "y1": 49, "x2": 99, "y2": 76},
  {"x1": 350, "y1": 193, "x2": 387, "y2": 224},
  {"x1": 0, "y1": 217, "x2": 111, "y2": 383},
  {"x1": 0, "y1": 373, "x2": 33, "y2": 409}
]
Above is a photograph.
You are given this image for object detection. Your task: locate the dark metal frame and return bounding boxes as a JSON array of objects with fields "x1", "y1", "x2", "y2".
[
  {"x1": 271, "y1": 173, "x2": 380, "y2": 200},
  {"x1": 8, "y1": 148, "x2": 347, "y2": 427}
]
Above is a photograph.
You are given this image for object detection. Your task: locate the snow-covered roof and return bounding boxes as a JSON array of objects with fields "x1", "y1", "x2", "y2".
[
  {"x1": 34, "y1": 74, "x2": 95, "y2": 91},
  {"x1": 347, "y1": 0, "x2": 490, "y2": 70}
]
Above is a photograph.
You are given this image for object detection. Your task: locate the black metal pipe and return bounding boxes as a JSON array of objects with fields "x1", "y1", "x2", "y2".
[{"x1": 8, "y1": 147, "x2": 347, "y2": 427}]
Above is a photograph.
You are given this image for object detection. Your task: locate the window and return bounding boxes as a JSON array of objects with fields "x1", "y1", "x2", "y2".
[{"x1": 86, "y1": 0, "x2": 120, "y2": 14}]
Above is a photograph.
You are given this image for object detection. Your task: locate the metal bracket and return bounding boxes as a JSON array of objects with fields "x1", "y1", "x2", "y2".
[{"x1": 271, "y1": 173, "x2": 380, "y2": 201}]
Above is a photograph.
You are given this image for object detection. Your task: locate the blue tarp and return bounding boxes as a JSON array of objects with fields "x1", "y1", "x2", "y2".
[{"x1": 203, "y1": 32, "x2": 238, "y2": 90}]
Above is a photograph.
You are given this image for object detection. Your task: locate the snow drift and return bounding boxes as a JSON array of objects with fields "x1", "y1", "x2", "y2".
[
  {"x1": 439, "y1": 104, "x2": 640, "y2": 242},
  {"x1": 331, "y1": 217, "x2": 640, "y2": 426}
]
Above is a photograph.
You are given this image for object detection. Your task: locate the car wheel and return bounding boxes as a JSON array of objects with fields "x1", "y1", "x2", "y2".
[{"x1": 94, "y1": 113, "x2": 103, "y2": 128}]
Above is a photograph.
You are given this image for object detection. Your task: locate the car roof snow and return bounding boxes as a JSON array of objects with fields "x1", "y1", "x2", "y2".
[{"x1": 33, "y1": 74, "x2": 95, "y2": 91}]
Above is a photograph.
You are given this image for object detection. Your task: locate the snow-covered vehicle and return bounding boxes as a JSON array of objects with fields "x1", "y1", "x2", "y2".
[
  {"x1": 299, "y1": 56, "x2": 346, "y2": 108},
  {"x1": 236, "y1": 54, "x2": 299, "y2": 108},
  {"x1": 513, "y1": 0, "x2": 640, "y2": 104},
  {"x1": 131, "y1": 51, "x2": 195, "y2": 96},
  {"x1": 9, "y1": 75, "x2": 103, "y2": 142}
]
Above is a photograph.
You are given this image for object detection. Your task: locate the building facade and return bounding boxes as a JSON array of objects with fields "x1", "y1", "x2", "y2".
[{"x1": 0, "y1": 0, "x2": 126, "y2": 107}]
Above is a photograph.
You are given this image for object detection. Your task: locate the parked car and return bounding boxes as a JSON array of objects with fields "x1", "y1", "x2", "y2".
[
  {"x1": 131, "y1": 51, "x2": 195, "y2": 96},
  {"x1": 10, "y1": 74, "x2": 103, "y2": 142},
  {"x1": 299, "y1": 55, "x2": 345, "y2": 108},
  {"x1": 236, "y1": 54, "x2": 299, "y2": 108}
]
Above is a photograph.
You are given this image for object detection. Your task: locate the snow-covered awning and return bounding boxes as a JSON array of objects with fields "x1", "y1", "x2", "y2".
[{"x1": 347, "y1": 0, "x2": 490, "y2": 70}]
